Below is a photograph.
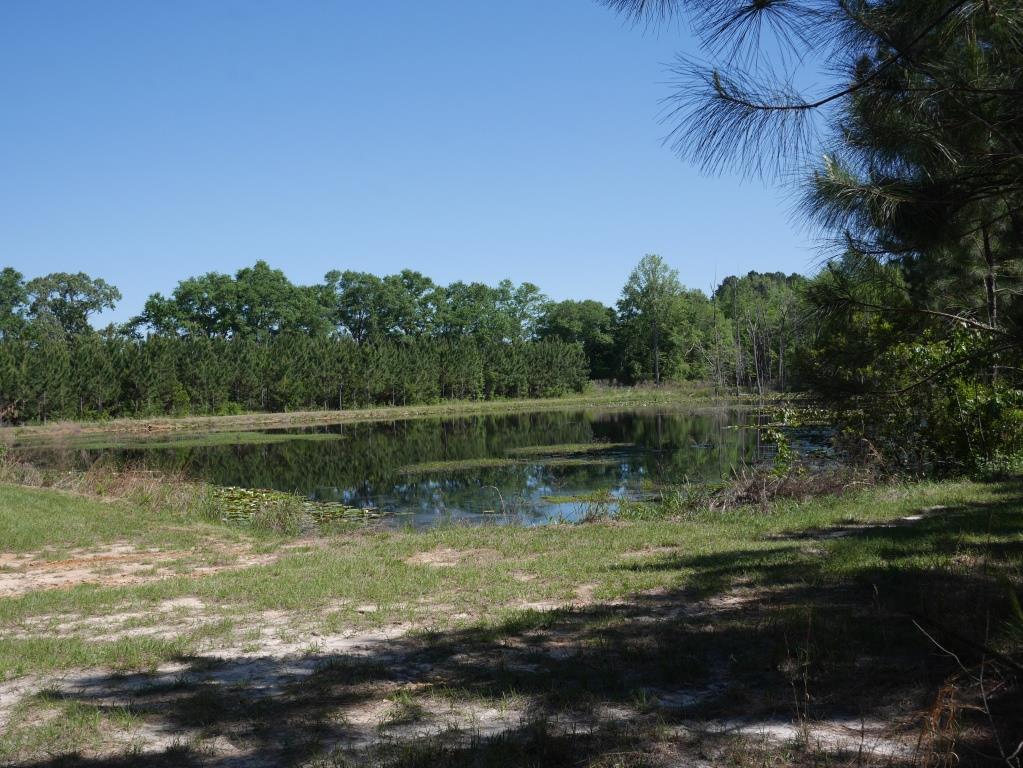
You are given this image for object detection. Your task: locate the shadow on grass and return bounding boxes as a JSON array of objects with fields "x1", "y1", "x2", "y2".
[{"x1": 8, "y1": 483, "x2": 1023, "y2": 768}]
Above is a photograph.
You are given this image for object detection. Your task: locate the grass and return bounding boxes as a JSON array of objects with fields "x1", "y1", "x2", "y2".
[
  {"x1": 0, "y1": 483, "x2": 236, "y2": 555},
  {"x1": 398, "y1": 455, "x2": 621, "y2": 474},
  {"x1": 0, "y1": 691, "x2": 142, "y2": 763},
  {"x1": 0, "y1": 635, "x2": 193, "y2": 680},
  {"x1": 0, "y1": 474, "x2": 1020, "y2": 765},
  {"x1": 0, "y1": 458, "x2": 370, "y2": 555},
  {"x1": 540, "y1": 489, "x2": 618, "y2": 504},
  {"x1": 53, "y1": 429, "x2": 350, "y2": 451},
  {"x1": 1, "y1": 478, "x2": 1018, "y2": 654},
  {"x1": 397, "y1": 457, "x2": 525, "y2": 473},
  {"x1": 504, "y1": 442, "x2": 634, "y2": 457}
]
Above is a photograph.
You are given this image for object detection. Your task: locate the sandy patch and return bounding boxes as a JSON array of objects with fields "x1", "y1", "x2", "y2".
[
  {"x1": 574, "y1": 582, "x2": 599, "y2": 604},
  {"x1": 683, "y1": 718, "x2": 916, "y2": 759},
  {"x1": 11, "y1": 597, "x2": 217, "y2": 642},
  {"x1": 512, "y1": 599, "x2": 564, "y2": 612},
  {"x1": 0, "y1": 675, "x2": 41, "y2": 731},
  {"x1": 405, "y1": 547, "x2": 464, "y2": 568},
  {"x1": 404, "y1": 546, "x2": 501, "y2": 568},
  {"x1": 0, "y1": 543, "x2": 278, "y2": 598},
  {"x1": 620, "y1": 546, "x2": 681, "y2": 559},
  {"x1": 510, "y1": 581, "x2": 602, "y2": 613}
]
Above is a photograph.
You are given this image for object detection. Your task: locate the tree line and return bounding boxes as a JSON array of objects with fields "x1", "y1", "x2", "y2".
[{"x1": 0, "y1": 259, "x2": 812, "y2": 423}]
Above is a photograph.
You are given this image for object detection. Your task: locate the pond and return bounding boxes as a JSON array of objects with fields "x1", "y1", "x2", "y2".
[{"x1": 18, "y1": 407, "x2": 831, "y2": 527}]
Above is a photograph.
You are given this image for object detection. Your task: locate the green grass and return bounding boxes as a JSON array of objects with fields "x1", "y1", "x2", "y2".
[
  {"x1": 397, "y1": 457, "x2": 525, "y2": 473},
  {"x1": 2, "y1": 477, "x2": 1019, "y2": 674},
  {"x1": 0, "y1": 635, "x2": 192, "y2": 680},
  {"x1": 61, "y1": 429, "x2": 349, "y2": 451},
  {"x1": 398, "y1": 455, "x2": 621, "y2": 474},
  {"x1": 0, "y1": 484, "x2": 239, "y2": 555},
  {"x1": 541, "y1": 489, "x2": 618, "y2": 504},
  {"x1": 505, "y1": 442, "x2": 634, "y2": 457},
  {"x1": 0, "y1": 691, "x2": 143, "y2": 762},
  {"x1": 0, "y1": 476, "x2": 1020, "y2": 764}
]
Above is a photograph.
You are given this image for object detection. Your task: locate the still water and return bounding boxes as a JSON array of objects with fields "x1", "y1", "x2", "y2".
[{"x1": 25, "y1": 408, "x2": 825, "y2": 527}]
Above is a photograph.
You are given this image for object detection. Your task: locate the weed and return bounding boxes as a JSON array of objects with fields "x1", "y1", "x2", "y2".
[
  {"x1": 381, "y1": 689, "x2": 428, "y2": 727},
  {"x1": 249, "y1": 495, "x2": 305, "y2": 536}
]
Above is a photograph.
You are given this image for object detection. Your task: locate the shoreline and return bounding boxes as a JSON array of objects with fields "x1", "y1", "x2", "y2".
[{"x1": 3, "y1": 385, "x2": 795, "y2": 448}]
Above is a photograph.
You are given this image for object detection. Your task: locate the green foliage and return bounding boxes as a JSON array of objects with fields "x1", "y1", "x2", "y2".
[
  {"x1": 136, "y1": 260, "x2": 330, "y2": 340},
  {"x1": 819, "y1": 329, "x2": 1023, "y2": 474},
  {"x1": 616, "y1": 254, "x2": 689, "y2": 385},
  {"x1": 713, "y1": 272, "x2": 809, "y2": 394},
  {"x1": 977, "y1": 453, "x2": 1023, "y2": 482},
  {"x1": 537, "y1": 299, "x2": 617, "y2": 380},
  {"x1": 0, "y1": 268, "x2": 27, "y2": 340},
  {"x1": 25, "y1": 272, "x2": 121, "y2": 337},
  {"x1": 607, "y1": 266, "x2": 810, "y2": 391},
  {"x1": 0, "y1": 259, "x2": 814, "y2": 423},
  {"x1": 603, "y1": 0, "x2": 1023, "y2": 472},
  {"x1": 0, "y1": 331, "x2": 588, "y2": 422},
  {"x1": 20, "y1": 315, "x2": 71, "y2": 423},
  {"x1": 763, "y1": 427, "x2": 798, "y2": 478},
  {"x1": 797, "y1": 256, "x2": 911, "y2": 395},
  {"x1": 796, "y1": 254, "x2": 1023, "y2": 474}
]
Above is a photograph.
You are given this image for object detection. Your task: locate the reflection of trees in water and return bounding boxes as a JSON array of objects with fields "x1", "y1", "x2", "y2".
[{"x1": 67, "y1": 410, "x2": 759, "y2": 509}]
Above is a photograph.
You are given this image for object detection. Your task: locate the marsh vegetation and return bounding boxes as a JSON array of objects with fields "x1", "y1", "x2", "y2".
[{"x1": 11, "y1": 407, "x2": 831, "y2": 528}]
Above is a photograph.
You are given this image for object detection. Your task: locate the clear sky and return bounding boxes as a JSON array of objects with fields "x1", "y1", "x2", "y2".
[{"x1": 0, "y1": 0, "x2": 816, "y2": 326}]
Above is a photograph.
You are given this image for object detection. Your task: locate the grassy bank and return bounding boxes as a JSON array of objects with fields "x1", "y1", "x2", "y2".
[
  {"x1": 0, "y1": 474, "x2": 1020, "y2": 765},
  {"x1": 2, "y1": 383, "x2": 752, "y2": 448}
]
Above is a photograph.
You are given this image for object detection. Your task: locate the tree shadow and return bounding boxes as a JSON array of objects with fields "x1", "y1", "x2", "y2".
[{"x1": 8, "y1": 484, "x2": 1022, "y2": 767}]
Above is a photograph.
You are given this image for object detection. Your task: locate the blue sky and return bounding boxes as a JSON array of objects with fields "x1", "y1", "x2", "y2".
[{"x1": 0, "y1": 0, "x2": 816, "y2": 325}]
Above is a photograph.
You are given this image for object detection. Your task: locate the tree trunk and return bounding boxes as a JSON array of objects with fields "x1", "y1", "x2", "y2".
[
  {"x1": 778, "y1": 329, "x2": 785, "y2": 392},
  {"x1": 982, "y1": 223, "x2": 998, "y2": 382},
  {"x1": 983, "y1": 223, "x2": 997, "y2": 327},
  {"x1": 652, "y1": 318, "x2": 660, "y2": 385}
]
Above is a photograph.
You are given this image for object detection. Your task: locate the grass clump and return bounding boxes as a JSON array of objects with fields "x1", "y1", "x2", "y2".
[
  {"x1": 0, "y1": 635, "x2": 191, "y2": 681},
  {"x1": 380, "y1": 689, "x2": 428, "y2": 727},
  {"x1": 400, "y1": 455, "x2": 620, "y2": 475},
  {"x1": 250, "y1": 495, "x2": 305, "y2": 536},
  {"x1": 0, "y1": 482, "x2": 235, "y2": 555},
  {"x1": 202, "y1": 485, "x2": 381, "y2": 531},
  {"x1": 399, "y1": 457, "x2": 522, "y2": 474},
  {"x1": 63, "y1": 429, "x2": 348, "y2": 451},
  {"x1": 0, "y1": 448, "x2": 227, "y2": 540},
  {"x1": 0, "y1": 692, "x2": 141, "y2": 762},
  {"x1": 506, "y1": 442, "x2": 632, "y2": 457},
  {"x1": 617, "y1": 465, "x2": 878, "y2": 521}
]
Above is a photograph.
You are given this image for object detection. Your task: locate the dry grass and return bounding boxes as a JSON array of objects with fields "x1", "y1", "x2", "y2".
[
  {"x1": 0, "y1": 450, "x2": 201, "y2": 517},
  {"x1": 710, "y1": 465, "x2": 879, "y2": 510}
]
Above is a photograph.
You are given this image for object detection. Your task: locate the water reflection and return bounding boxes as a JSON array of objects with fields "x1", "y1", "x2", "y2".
[{"x1": 22, "y1": 408, "x2": 785, "y2": 527}]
